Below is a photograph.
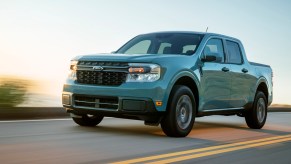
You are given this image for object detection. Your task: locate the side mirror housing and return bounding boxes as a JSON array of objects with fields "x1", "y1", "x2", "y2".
[
  {"x1": 201, "y1": 54, "x2": 217, "y2": 62},
  {"x1": 201, "y1": 53, "x2": 222, "y2": 62}
]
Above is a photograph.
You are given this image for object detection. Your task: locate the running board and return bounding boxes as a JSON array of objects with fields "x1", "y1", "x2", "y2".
[{"x1": 197, "y1": 108, "x2": 245, "y2": 117}]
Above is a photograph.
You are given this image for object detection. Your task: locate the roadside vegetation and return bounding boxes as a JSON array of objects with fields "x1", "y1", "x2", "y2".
[{"x1": 0, "y1": 77, "x2": 30, "y2": 107}]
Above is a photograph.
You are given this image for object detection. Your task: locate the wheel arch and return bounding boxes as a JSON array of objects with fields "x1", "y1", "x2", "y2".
[
  {"x1": 255, "y1": 77, "x2": 269, "y2": 104},
  {"x1": 166, "y1": 71, "x2": 200, "y2": 113}
]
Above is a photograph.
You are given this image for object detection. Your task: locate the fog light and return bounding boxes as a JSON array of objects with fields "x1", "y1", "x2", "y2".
[
  {"x1": 155, "y1": 101, "x2": 162, "y2": 106},
  {"x1": 62, "y1": 94, "x2": 71, "y2": 105}
]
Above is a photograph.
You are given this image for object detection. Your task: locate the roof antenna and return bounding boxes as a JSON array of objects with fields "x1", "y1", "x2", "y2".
[{"x1": 205, "y1": 27, "x2": 208, "y2": 32}]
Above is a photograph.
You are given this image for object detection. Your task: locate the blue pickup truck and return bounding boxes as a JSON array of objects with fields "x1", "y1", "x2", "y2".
[{"x1": 62, "y1": 31, "x2": 273, "y2": 137}]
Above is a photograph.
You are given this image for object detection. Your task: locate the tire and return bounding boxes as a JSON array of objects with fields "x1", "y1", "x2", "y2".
[
  {"x1": 161, "y1": 85, "x2": 196, "y2": 137},
  {"x1": 72, "y1": 114, "x2": 104, "y2": 127},
  {"x1": 245, "y1": 91, "x2": 267, "y2": 129}
]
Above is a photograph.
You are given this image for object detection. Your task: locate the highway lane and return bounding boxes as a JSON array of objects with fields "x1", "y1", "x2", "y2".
[{"x1": 0, "y1": 112, "x2": 290, "y2": 163}]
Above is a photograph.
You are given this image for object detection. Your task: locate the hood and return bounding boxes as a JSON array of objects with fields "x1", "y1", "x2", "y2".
[{"x1": 74, "y1": 53, "x2": 190, "y2": 63}]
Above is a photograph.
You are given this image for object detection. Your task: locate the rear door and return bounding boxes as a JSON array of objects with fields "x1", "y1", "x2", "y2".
[{"x1": 225, "y1": 40, "x2": 252, "y2": 108}]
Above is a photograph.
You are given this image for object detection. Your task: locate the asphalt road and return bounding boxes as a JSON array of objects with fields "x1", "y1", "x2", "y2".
[{"x1": 0, "y1": 112, "x2": 290, "y2": 164}]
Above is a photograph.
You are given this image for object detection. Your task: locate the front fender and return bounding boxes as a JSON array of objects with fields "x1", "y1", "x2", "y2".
[{"x1": 162, "y1": 70, "x2": 200, "y2": 111}]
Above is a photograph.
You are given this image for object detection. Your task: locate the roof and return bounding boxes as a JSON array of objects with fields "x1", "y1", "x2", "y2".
[{"x1": 142, "y1": 31, "x2": 240, "y2": 42}]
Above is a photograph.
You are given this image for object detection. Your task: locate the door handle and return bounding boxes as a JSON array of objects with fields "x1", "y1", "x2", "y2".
[
  {"x1": 242, "y1": 68, "x2": 248, "y2": 73},
  {"x1": 222, "y1": 67, "x2": 230, "y2": 72}
]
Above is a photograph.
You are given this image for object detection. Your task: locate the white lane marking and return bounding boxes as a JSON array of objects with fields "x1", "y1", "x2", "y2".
[{"x1": 0, "y1": 118, "x2": 71, "y2": 123}]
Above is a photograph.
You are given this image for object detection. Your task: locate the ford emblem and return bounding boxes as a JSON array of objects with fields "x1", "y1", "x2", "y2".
[{"x1": 92, "y1": 66, "x2": 104, "y2": 71}]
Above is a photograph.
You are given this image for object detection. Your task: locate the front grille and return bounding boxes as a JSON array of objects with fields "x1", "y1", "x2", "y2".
[
  {"x1": 77, "y1": 71, "x2": 127, "y2": 86},
  {"x1": 76, "y1": 61, "x2": 128, "y2": 86},
  {"x1": 74, "y1": 95, "x2": 119, "y2": 110}
]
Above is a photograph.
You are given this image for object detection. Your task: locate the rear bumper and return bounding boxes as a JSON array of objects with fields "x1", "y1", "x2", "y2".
[{"x1": 268, "y1": 91, "x2": 273, "y2": 106}]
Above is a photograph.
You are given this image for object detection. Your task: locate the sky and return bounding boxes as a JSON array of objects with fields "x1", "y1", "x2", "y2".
[{"x1": 0, "y1": 0, "x2": 291, "y2": 105}]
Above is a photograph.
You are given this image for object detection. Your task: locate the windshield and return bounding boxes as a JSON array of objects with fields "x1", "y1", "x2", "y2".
[{"x1": 116, "y1": 33, "x2": 204, "y2": 55}]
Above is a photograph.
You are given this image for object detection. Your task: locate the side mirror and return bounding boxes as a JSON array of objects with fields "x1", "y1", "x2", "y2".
[
  {"x1": 201, "y1": 53, "x2": 222, "y2": 62},
  {"x1": 201, "y1": 53, "x2": 217, "y2": 62}
]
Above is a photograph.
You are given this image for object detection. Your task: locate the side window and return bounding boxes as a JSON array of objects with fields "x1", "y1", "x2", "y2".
[
  {"x1": 203, "y1": 38, "x2": 224, "y2": 62},
  {"x1": 124, "y1": 40, "x2": 151, "y2": 54},
  {"x1": 226, "y1": 41, "x2": 243, "y2": 64}
]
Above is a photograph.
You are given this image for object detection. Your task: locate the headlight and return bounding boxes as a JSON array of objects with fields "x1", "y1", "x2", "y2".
[
  {"x1": 126, "y1": 63, "x2": 161, "y2": 82},
  {"x1": 70, "y1": 60, "x2": 78, "y2": 71},
  {"x1": 68, "y1": 60, "x2": 78, "y2": 80}
]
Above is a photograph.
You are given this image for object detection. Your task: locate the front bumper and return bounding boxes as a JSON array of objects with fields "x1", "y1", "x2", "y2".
[
  {"x1": 62, "y1": 79, "x2": 168, "y2": 114},
  {"x1": 63, "y1": 93, "x2": 157, "y2": 113},
  {"x1": 62, "y1": 87, "x2": 165, "y2": 122}
]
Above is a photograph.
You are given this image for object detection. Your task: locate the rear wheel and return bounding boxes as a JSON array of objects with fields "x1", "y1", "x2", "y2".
[
  {"x1": 161, "y1": 85, "x2": 196, "y2": 137},
  {"x1": 72, "y1": 114, "x2": 104, "y2": 127},
  {"x1": 245, "y1": 91, "x2": 267, "y2": 129}
]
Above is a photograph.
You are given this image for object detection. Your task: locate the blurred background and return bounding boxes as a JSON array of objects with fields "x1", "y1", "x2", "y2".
[{"x1": 0, "y1": 0, "x2": 290, "y2": 107}]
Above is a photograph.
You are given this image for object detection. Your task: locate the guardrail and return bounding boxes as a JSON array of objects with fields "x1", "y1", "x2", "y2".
[{"x1": 0, "y1": 107, "x2": 290, "y2": 120}]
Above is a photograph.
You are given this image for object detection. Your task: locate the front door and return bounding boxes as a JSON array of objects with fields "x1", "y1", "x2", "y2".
[{"x1": 200, "y1": 38, "x2": 231, "y2": 110}]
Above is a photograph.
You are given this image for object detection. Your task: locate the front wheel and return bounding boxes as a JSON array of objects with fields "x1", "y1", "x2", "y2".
[
  {"x1": 245, "y1": 91, "x2": 267, "y2": 129},
  {"x1": 72, "y1": 114, "x2": 104, "y2": 127},
  {"x1": 161, "y1": 85, "x2": 196, "y2": 137}
]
